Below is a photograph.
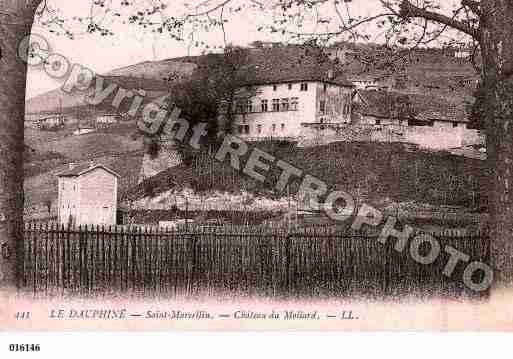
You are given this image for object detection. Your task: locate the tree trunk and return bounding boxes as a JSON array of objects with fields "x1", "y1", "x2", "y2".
[
  {"x1": 480, "y1": 1, "x2": 513, "y2": 288},
  {"x1": 0, "y1": 0, "x2": 40, "y2": 293}
]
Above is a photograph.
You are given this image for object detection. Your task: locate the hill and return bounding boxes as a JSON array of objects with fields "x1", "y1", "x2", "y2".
[
  {"x1": 26, "y1": 44, "x2": 478, "y2": 116},
  {"x1": 125, "y1": 141, "x2": 488, "y2": 210},
  {"x1": 26, "y1": 131, "x2": 141, "y2": 160}
]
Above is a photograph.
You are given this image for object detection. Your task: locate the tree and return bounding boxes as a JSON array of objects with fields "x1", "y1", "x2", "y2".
[
  {"x1": 267, "y1": 0, "x2": 513, "y2": 288},
  {"x1": 169, "y1": 45, "x2": 255, "y2": 138},
  {"x1": 136, "y1": 45, "x2": 256, "y2": 163},
  {"x1": 0, "y1": 0, "x2": 43, "y2": 293}
]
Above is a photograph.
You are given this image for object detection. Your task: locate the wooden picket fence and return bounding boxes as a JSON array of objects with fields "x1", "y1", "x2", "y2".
[{"x1": 22, "y1": 223, "x2": 490, "y2": 298}]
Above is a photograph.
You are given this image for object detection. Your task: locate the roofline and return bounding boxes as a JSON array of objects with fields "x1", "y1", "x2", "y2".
[
  {"x1": 57, "y1": 165, "x2": 121, "y2": 178},
  {"x1": 240, "y1": 79, "x2": 355, "y2": 88}
]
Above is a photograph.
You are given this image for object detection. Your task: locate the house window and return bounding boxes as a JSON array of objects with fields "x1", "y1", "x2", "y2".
[
  {"x1": 246, "y1": 100, "x2": 253, "y2": 113},
  {"x1": 257, "y1": 124, "x2": 262, "y2": 134},
  {"x1": 236, "y1": 101, "x2": 245, "y2": 114},
  {"x1": 244, "y1": 125, "x2": 250, "y2": 134},
  {"x1": 273, "y1": 85, "x2": 278, "y2": 91},
  {"x1": 319, "y1": 100, "x2": 326, "y2": 114},
  {"x1": 272, "y1": 99, "x2": 280, "y2": 112},
  {"x1": 453, "y1": 122, "x2": 458, "y2": 128},
  {"x1": 261, "y1": 99, "x2": 268, "y2": 112},
  {"x1": 288, "y1": 84, "x2": 293, "y2": 90},
  {"x1": 291, "y1": 97, "x2": 299, "y2": 111},
  {"x1": 281, "y1": 123, "x2": 285, "y2": 132},
  {"x1": 300, "y1": 83, "x2": 308, "y2": 91},
  {"x1": 323, "y1": 83, "x2": 328, "y2": 92},
  {"x1": 281, "y1": 98, "x2": 289, "y2": 111},
  {"x1": 272, "y1": 124, "x2": 276, "y2": 132},
  {"x1": 375, "y1": 119, "x2": 381, "y2": 125}
]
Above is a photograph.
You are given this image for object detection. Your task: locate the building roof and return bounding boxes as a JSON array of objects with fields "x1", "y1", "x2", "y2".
[
  {"x1": 243, "y1": 46, "x2": 354, "y2": 87},
  {"x1": 175, "y1": 45, "x2": 354, "y2": 88},
  {"x1": 57, "y1": 163, "x2": 120, "y2": 178},
  {"x1": 355, "y1": 89, "x2": 470, "y2": 123}
]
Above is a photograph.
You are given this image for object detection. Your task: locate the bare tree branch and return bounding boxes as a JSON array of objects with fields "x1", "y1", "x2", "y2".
[
  {"x1": 461, "y1": 0, "x2": 481, "y2": 16},
  {"x1": 399, "y1": 0, "x2": 480, "y2": 39}
]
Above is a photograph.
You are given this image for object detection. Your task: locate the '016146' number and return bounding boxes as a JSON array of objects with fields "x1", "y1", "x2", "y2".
[{"x1": 9, "y1": 344, "x2": 41, "y2": 352}]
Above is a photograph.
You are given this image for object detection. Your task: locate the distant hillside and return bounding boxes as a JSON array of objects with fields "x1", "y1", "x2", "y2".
[
  {"x1": 26, "y1": 131, "x2": 141, "y2": 160},
  {"x1": 25, "y1": 60, "x2": 196, "y2": 115},
  {"x1": 26, "y1": 44, "x2": 479, "y2": 116}
]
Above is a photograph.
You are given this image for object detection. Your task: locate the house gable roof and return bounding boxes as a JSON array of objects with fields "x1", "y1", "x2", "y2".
[{"x1": 57, "y1": 163, "x2": 120, "y2": 178}]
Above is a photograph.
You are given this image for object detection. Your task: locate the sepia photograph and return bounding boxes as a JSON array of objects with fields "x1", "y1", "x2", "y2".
[{"x1": 0, "y1": 0, "x2": 513, "y2": 334}]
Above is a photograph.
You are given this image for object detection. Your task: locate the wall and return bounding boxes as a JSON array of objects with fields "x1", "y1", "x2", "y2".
[
  {"x1": 298, "y1": 123, "x2": 485, "y2": 151},
  {"x1": 315, "y1": 83, "x2": 352, "y2": 124},
  {"x1": 58, "y1": 177, "x2": 79, "y2": 225},
  {"x1": 76, "y1": 169, "x2": 118, "y2": 225}
]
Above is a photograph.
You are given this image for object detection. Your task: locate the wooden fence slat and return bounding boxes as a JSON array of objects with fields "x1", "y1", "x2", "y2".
[{"x1": 21, "y1": 224, "x2": 490, "y2": 299}]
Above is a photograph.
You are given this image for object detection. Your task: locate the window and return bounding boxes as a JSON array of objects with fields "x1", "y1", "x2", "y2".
[
  {"x1": 236, "y1": 101, "x2": 245, "y2": 114},
  {"x1": 281, "y1": 123, "x2": 285, "y2": 132},
  {"x1": 300, "y1": 83, "x2": 308, "y2": 91},
  {"x1": 238, "y1": 125, "x2": 244, "y2": 134},
  {"x1": 244, "y1": 125, "x2": 250, "y2": 134},
  {"x1": 453, "y1": 122, "x2": 458, "y2": 128},
  {"x1": 272, "y1": 99, "x2": 280, "y2": 112},
  {"x1": 319, "y1": 100, "x2": 326, "y2": 114},
  {"x1": 323, "y1": 83, "x2": 328, "y2": 92},
  {"x1": 291, "y1": 97, "x2": 299, "y2": 111},
  {"x1": 272, "y1": 124, "x2": 276, "y2": 132},
  {"x1": 273, "y1": 85, "x2": 278, "y2": 91},
  {"x1": 281, "y1": 98, "x2": 289, "y2": 111},
  {"x1": 246, "y1": 100, "x2": 253, "y2": 113},
  {"x1": 257, "y1": 124, "x2": 262, "y2": 134},
  {"x1": 261, "y1": 99, "x2": 268, "y2": 112},
  {"x1": 375, "y1": 119, "x2": 382, "y2": 125},
  {"x1": 288, "y1": 84, "x2": 293, "y2": 90}
]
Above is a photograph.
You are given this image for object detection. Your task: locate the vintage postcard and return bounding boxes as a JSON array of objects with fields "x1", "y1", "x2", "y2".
[{"x1": 1, "y1": 0, "x2": 513, "y2": 334}]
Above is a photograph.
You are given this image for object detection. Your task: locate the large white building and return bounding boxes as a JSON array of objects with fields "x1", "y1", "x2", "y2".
[
  {"x1": 230, "y1": 80, "x2": 354, "y2": 140},
  {"x1": 220, "y1": 45, "x2": 355, "y2": 140}
]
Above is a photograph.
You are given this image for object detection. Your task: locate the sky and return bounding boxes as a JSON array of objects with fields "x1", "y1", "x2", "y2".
[{"x1": 26, "y1": 0, "x2": 463, "y2": 98}]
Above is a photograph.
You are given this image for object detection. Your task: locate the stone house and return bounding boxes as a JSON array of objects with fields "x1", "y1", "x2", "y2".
[
  {"x1": 57, "y1": 163, "x2": 119, "y2": 226},
  {"x1": 222, "y1": 45, "x2": 355, "y2": 140}
]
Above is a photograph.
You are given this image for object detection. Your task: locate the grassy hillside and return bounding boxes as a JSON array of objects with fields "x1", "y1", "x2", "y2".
[
  {"x1": 126, "y1": 141, "x2": 488, "y2": 210},
  {"x1": 27, "y1": 131, "x2": 141, "y2": 160}
]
